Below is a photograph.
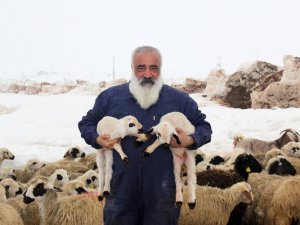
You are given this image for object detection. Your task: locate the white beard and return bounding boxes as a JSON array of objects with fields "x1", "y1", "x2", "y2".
[{"x1": 129, "y1": 74, "x2": 163, "y2": 109}]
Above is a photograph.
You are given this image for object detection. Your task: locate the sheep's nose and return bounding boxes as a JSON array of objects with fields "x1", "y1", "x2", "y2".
[
  {"x1": 11, "y1": 175, "x2": 17, "y2": 180},
  {"x1": 10, "y1": 156, "x2": 15, "y2": 160},
  {"x1": 81, "y1": 152, "x2": 86, "y2": 158},
  {"x1": 138, "y1": 128, "x2": 144, "y2": 134},
  {"x1": 207, "y1": 165, "x2": 211, "y2": 170}
]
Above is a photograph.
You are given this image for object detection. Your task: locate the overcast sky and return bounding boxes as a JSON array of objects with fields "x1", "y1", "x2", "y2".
[{"x1": 1, "y1": 0, "x2": 300, "y2": 81}]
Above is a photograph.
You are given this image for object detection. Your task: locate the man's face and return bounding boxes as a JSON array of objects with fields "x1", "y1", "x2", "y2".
[{"x1": 132, "y1": 52, "x2": 161, "y2": 83}]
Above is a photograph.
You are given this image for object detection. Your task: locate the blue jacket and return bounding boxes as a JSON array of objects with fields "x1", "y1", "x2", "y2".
[{"x1": 78, "y1": 83, "x2": 212, "y2": 225}]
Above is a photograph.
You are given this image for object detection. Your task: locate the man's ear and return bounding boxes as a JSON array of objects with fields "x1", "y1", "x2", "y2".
[{"x1": 173, "y1": 134, "x2": 181, "y2": 145}]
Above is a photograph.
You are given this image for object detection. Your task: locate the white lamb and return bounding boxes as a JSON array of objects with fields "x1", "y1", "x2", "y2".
[
  {"x1": 0, "y1": 147, "x2": 15, "y2": 164},
  {"x1": 144, "y1": 112, "x2": 197, "y2": 209},
  {"x1": 96, "y1": 115, "x2": 147, "y2": 200}
]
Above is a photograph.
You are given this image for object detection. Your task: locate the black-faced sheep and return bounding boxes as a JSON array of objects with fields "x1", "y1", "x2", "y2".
[
  {"x1": 144, "y1": 112, "x2": 196, "y2": 209},
  {"x1": 178, "y1": 182, "x2": 254, "y2": 225},
  {"x1": 96, "y1": 115, "x2": 147, "y2": 201},
  {"x1": 23, "y1": 177, "x2": 103, "y2": 225},
  {"x1": 265, "y1": 155, "x2": 296, "y2": 176},
  {"x1": 234, "y1": 129, "x2": 300, "y2": 154},
  {"x1": 63, "y1": 145, "x2": 86, "y2": 160}
]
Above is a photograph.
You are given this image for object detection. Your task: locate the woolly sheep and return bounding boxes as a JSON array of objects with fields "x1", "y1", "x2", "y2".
[
  {"x1": 0, "y1": 147, "x2": 15, "y2": 164},
  {"x1": 78, "y1": 152, "x2": 97, "y2": 169},
  {"x1": 15, "y1": 159, "x2": 46, "y2": 183},
  {"x1": 63, "y1": 145, "x2": 86, "y2": 160},
  {"x1": 49, "y1": 169, "x2": 69, "y2": 188},
  {"x1": 0, "y1": 178, "x2": 23, "y2": 198},
  {"x1": 0, "y1": 167, "x2": 17, "y2": 180},
  {"x1": 96, "y1": 115, "x2": 147, "y2": 200},
  {"x1": 178, "y1": 182, "x2": 253, "y2": 225},
  {"x1": 61, "y1": 179, "x2": 88, "y2": 196},
  {"x1": 23, "y1": 177, "x2": 103, "y2": 225},
  {"x1": 144, "y1": 112, "x2": 196, "y2": 209},
  {"x1": 265, "y1": 155, "x2": 296, "y2": 176},
  {"x1": 267, "y1": 175, "x2": 300, "y2": 225},
  {"x1": 75, "y1": 169, "x2": 98, "y2": 189},
  {"x1": 234, "y1": 129, "x2": 300, "y2": 154}
]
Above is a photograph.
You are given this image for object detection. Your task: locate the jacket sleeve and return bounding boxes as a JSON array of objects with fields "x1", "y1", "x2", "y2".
[
  {"x1": 78, "y1": 92, "x2": 109, "y2": 149},
  {"x1": 183, "y1": 95, "x2": 212, "y2": 150}
]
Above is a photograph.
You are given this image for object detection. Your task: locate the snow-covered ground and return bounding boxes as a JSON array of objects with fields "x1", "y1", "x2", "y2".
[{"x1": 1, "y1": 92, "x2": 300, "y2": 169}]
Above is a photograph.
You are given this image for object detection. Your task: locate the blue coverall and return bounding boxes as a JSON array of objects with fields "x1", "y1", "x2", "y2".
[{"x1": 78, "y1": 83, "x2": 212, "y2": 225}]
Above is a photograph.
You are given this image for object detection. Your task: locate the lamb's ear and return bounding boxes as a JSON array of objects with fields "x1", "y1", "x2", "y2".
[
  {"x1": 243, "y1": 189, "x2": 253, "y2": 203},
  {"x1": 173, "y1": 134, "x2": 181, "y2": 145},
  {"x1": 145, "y1": 127, "x2": 154, "y2": 135}
]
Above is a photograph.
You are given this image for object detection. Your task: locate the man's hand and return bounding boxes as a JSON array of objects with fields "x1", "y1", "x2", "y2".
[
  {"x1": 96, "y1": 134, "x2": 120, "y2": 149},
  {"x1": 169, "y1": 128, "x2": 195, "y2": 148}
]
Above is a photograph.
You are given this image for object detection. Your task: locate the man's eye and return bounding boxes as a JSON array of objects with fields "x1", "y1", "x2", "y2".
[
  {"x1": 137, "y1": 65, "x2": 145, "y2": 71},
  {"x1": 150, "y1": 65, "x2": 158, "y2": 71}
]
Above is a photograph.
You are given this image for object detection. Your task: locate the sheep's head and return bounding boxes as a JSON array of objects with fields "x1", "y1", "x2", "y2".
[
  {"x1": 209, "y1": 155, "x2": 225, "y2": 165},
  {"x1": 63, "y1": 146, "x2": 86, "y2": 159},
  {"x1": 233, "y1": 135, "x2": 244, "y2": 147},
  {"x1": 62, "y1": 180, "x2": 88, "y2": 196},
  {"x1": 82, "y1": 170, "x2": 98, "y2": 188},
  {"x1": 49, "y1": 169, "x2": 69, "y2": 187},
  {"x1": 0, "y1": 167, "x2": 17, "y2": 181},
  {"x1": 121, "y1": 116, "x2": 148, "y2": 142},
  {"x1": 0, "y1": 178, "x2": 23, "y2": 198},
  {"x1": 266, "y1": 156, "x2": 296, "y2": 176},
  {"x1": 23, "y1": 177, "x2": 62, "y2": 204},
  {"x1": 0, "y1": 147, "x2": 15, "y2": 161},
  {"x1": 146, "y1": 121, "x2": 181, "y2": 146},
  {"x1": 234, "y1": 153, "x2": 262, "y2": 180},
  {"x1": 26, "y1": 159, "x2": 46, "y2": 172},
  {"x1": 282, "y1": 142, "x2": 300, "y2": 158}
]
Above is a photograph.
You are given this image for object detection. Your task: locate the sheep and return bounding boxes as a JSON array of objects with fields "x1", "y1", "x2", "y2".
[
  {"x1": 0, "y1": 202, "x2": 24, "y2": 225},
  {"x1": 61, "y1": 179, "x2": 89, "y2": 196},
  {"x1": 144, "y1": 111, "x2": 196, "y2": 209},
  {"x1": 178, "y1": 182, "x2": 254, "y2": 225},
  {"x1": 23, "y1": 177, "x2": 103, "y2": 225},
  {"x1": 15, "y1": 159, "x2": 47, "y2": 183},
  {"x1": 0, "y1": 167, "x2": 17, "y2": 180},
  {"x1": 267, "y1": 175, "x2": 300, "y2": 225},
  {"x1": 63, "y1": 145, "x2": 86, "y2": 160},
  {"x1": 281, "y1": 141, "x2": 300, "y2": 158},
  {"x1": 0, "y1": 178, "x2": 23, "y2": 198},
  {"x1": 234, "y1": 129, "x2": 300, "y2": 154},
  {"x1": 75, "y1": 169, "x2": 98, "y2": 189},
  {"x1": 78, "y1": 152, "x2": 97, "y2": 169},
  {"x1": 96, "y1": 115, "x2": 147, "y2": 200},
  {"x1": 48, "y1": 169, "x2": 69, "y2": 188},
  {"x1": 0, "y1": 147, "x2": 15, "y2": 164},
  {"x1": 265, "y1": 155, "x2": 296, "y2": 176}
]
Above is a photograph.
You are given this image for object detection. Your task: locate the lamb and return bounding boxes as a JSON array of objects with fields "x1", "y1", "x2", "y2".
[
  {"x1": 63, "y1": 145, "x2": 86, "y2": 160},
  {"x1": 0, "y1": 147, "x2": 15, "y2": 164},
  {"x1": 144, "y1": 111, "x2": 196, "y2": 209},
  {"x1": 234, "y1": 129, "x2": 300, "y2": 154},
  {"x1": 23, "y1": 177, "x2": 103, "y2": 225},
  {"x1": 178, "y1": 182, "x2": 254, "y2": 225},
  {"x1": 96, "y1": 115, "x2": 147, "y2": 200},
  {"x1": 0, "y1": 178, "x2": 23, "y2": 198}
]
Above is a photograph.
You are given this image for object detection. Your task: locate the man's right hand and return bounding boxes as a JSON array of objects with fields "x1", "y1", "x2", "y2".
[{"x1": 96, "y1": 134, "x2": 120, "y2": 149}]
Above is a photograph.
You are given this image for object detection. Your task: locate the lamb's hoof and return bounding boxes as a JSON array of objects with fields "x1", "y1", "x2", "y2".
[
  {"x1": 98, "y1": 195, "x2": 103, "y2": 202},
  {"x1": 188, "y1": 202, "x2": 196, "y2": 209},
  {"x1": 143, "y1": 152, "x2": 150, "y2": 157},
  {"x1": 175, "y1": 201, "x2": 182, "y2": 208},
  {"x1": 123, "y1": 157, "x2": 129, "y2": 164},
  {"x1": 103, "y1": 191, "x2": 110, "y2": 198}
]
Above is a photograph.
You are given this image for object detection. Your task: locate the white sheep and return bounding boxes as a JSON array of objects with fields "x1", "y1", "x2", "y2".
[
  {"x1": 178, "y1": 182, "x2": 253, "y2": 225},
  {"x1": 63, "y1": 145, "x2": 86, "y2": 160},
  {"x1": 281, "y1": 141, "x2": 300, "y2": 158},
  {"x1": 0, "y1": 167, "x2": 17, "y2": 180},
  {"x1": 233, "y1": 129, "x2": 300, "y2": 154},
  {"x1": 61, "y1": 179, "x2": 89, "y2": 196},
  {"x1": 0, "y1": 147, "x2": 15, "y2": 164},
  {"x1": 75, "y1": 169, "x2": 98, "y2": 189},
  {"x1": 0, "y1": 178, "x2": 23, "y2": 198},
  {"x1": 15, "y1": 159, "x2": 47, "y2": 183},
  {"x1": 96, "y1": 115, "x2": 147, "y2": 200},
  {"x1": 48, "y1": 169, "x2": 69, "y2": 188},
  {"x1": 144, "y1": 112, "x2": 197, "y2": 209},
  {"x1": 23, "y1": 177, "x2": 103, "y2": 225}
]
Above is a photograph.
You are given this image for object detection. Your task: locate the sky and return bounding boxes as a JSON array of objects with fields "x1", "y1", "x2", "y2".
[
  {"x1": 1, "y1": 0, "x2": 300, "y2": 82},
  {"x1": 1, "y1": 92, "x2": 300, "y2": 169}
]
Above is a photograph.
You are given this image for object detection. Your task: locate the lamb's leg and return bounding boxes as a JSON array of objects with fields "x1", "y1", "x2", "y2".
[
  {"x1": 103, "y1": 149, "x2": 113, "y2": 197},
  {"x1": 172, "y1": 152, "x2": 184, "y2": 208},
  {"x1": 96, "y1": 149, "x2": 105, "y2": 201},
  {"x1": 113, "y1": 143, "x2": 129, "y2": 164},
  {"x1": 144, "y1": 139, "x2": 162, "y2": 156},
  {"x1": 185, "y1": 150, "x2": 196, "y2": 209}
]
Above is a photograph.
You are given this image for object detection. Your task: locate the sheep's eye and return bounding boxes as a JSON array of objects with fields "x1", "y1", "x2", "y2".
[
  {"x1": 129, "y1": 123, "x2": 135, "y2": 128},
  {"x1": 92, "y1": 176, "x2": 96, "y2": 181},
  {"x1": 5, "y1": 185, "x2": 9, "y2": 190},
  {"x1": 32, "y1": 162, "x2": 37, "y2": 165}
]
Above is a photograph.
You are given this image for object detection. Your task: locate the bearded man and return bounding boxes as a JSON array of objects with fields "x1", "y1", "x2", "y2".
[{"x1": 78, "y1": 46, "x2": 212, "y2": 225}]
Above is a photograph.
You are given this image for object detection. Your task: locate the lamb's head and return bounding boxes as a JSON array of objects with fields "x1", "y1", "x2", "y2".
[
  {"x1": 0, "y1": 147, "x2": 15, "y2": 161},
  {"x1": 266, "y1": 156, "x2": 296, "y2": 176},
  {"x1": 26, "y1": 159, "x2": 46, "y2": 172},
  {"x1": 49, "y1": 169, "x2": 70, "y2": 188},
  {"x1": 146, "y1": 121, "x2": 181, "y2": 146},
  {"x1": 63, "y1": 145, "x2": 86, "y2": 159},
  {"x1": 0, "y1": 178, "x2": 23, "y2": 198},
  {"x1": 81, "y1": 170, "x2": 98, "y2": 188},
  {"x1": 232, "y1": 182, "x2": 254, "y2": 204},
  {"x1": 0, "y1": 167, "x2": 17, "y2": 181},
  {"x1": 120, "y1": 116, "x2": 148, "y2": 142},
  {"x1": 282, "y1": 141, "x2": 300, "y2": 158},
  {"x1": 23, "y1": 177, "x2": 61, "y2": 204},
  {"x1": 234, "y1": 153, "x2": 262, "y2": 181},
  {"x1": 62, "y1": 180, "x2": 88, "y2": 196}
]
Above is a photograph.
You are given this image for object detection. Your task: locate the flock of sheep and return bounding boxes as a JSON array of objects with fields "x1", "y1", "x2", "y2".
[{"x1": 0, "y1": 112, "x2": 300, "y2": 225}]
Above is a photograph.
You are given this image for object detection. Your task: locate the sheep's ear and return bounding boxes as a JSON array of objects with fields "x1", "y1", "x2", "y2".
[
  {"x1": 145, "y1": 128, "x2": 154, "y2": 135},
  {"x1": 63, "y1": 151, "x2": 70, "y2": 158},
  {"x1": 243, "y1": 189, "x2": 253, "y2": 203},
  {"x1": 173, "y1": 134, "x2": 181, "y2": 145}
]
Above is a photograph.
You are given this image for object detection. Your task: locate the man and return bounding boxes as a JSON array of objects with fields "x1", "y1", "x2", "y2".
[{"x1": 78, "y1": 46, "x2": 212, "y2": 225}]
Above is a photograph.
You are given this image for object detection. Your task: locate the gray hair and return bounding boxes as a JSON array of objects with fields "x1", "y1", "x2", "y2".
[{"x1": 131, "y1": 46, "x2": 162, "y2": 67}]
